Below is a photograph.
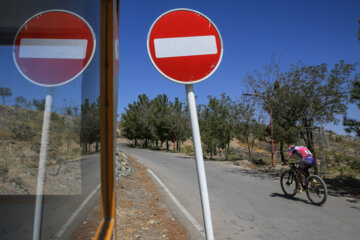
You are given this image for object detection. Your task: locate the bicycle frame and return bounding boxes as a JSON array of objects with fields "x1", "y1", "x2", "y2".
[{"x1": 288, "y1": 163, "x2": 309, "y2": 190}]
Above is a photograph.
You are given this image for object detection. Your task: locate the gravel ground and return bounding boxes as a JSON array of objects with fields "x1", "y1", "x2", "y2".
[{"x1": 72, "y1": 153, "x2": 189, "y2": 240}]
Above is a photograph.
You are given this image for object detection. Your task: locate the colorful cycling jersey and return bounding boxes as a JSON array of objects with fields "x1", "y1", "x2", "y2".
[{"x1": 289, "y1": 146, "x2": 313, "y2": 159}]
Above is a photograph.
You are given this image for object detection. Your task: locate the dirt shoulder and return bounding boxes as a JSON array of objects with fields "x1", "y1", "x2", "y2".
[{"x1": 72, "y1": 154, "x2": 189, "y2": 240}]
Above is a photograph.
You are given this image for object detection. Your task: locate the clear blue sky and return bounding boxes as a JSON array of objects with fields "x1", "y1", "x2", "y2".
[{"x1": 118, "y1": 0, "x2": 360, "y2": 135}]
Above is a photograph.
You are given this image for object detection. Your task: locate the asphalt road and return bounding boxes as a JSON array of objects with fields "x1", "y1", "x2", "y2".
[
  {"x1": 0, "y1": 154, "x2": 101, "y2": 240},
  {"x1": 118, "y1": 143, "x2": 360, "y2": 240}
]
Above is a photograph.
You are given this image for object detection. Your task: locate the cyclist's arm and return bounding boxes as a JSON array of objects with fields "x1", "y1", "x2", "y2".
[
  {"x1": 282, "y1": 152, "x2": 292, "y2": 165},
  {"x1": 286, "y1": 152, "x2": 294, "y2": 161}
]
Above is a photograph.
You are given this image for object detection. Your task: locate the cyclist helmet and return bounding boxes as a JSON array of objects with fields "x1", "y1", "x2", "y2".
[{"x1": 288, "y1": 145, "x2": 294, "y2": 152}]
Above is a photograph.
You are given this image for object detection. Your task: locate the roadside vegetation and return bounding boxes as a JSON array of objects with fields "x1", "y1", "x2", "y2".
[
  {"x1": 120, "y1": 59, "x2": 360, "y2": 179},
  {"x1": 0, "y1": 97, "x2": 100, "y2": 194}
]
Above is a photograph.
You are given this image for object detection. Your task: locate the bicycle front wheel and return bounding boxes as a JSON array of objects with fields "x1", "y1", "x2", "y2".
[
  {"x1": 306, "y1": 175, "x2": 328, "y2": 206},
  {"x1": 280, "y1": 170, "x2": 297, "y2": 197}
]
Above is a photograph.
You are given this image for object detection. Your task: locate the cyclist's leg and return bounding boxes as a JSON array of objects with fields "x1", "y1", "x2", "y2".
[
  {"x1": 304, "y1": 156, "x2": 316, "y2": 182},
  {"x1": 297, "y1": 158, "x2": 310, "y2": 192},
  {"x1": 301, "y1": 156, "x2": 316, "y2": 188}
]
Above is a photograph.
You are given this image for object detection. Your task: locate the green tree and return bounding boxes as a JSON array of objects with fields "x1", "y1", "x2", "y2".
[
  {"x1": 343, "y1": 19, "x2": 360, "y2": 137},
  {"x1": 247, "y1": 60, "x2": 359, "y2": 165},
  {"x1": 80, "y1": 98, "x2": 100, "y2": 153},
  {"x1": 282, "y1": 61, "x2": 357, "y2": 155},
  {"x1": 234, "y1": 100, "x2": 266, "y2": 159},
  {"x1": 343, "y1": 79, "x2": 360, "y2": 137},
  {"x1": 245, "y1": 57, "x2": 296, "y2": 162},
  {"x1": 151, "y1": 94, "x2": 172, "y2": 150},
  {"x1": 0, "y1": 87, "x2": 12, "y2": 105},
  {"x1": 269, "y1": 80, "x2": 298, "y2": 162},
  {"x1": 199, "y1": 94, "x2": 237, "y2": 160},
  {"x1": 170, "y1": 98, "x2": 190, "y2": 151},
  {"x1": 199, "y1": 97, "x2": 223, "y2": 159},
  {"x1": 121, "y1": 101, "x2": 140, "y2": 146},
  {"x1": 14, "y1": 96, "x2": 27, "y2": 108},
  {"x1": 32, "y1": 98, "x2": 45, "y2": 111},
  {"x1": 121, "y1": 94, "x2": 155, "y2": 147},
  {"x1": 218, "y1": 94, "x2": 236, "y2": 160}
]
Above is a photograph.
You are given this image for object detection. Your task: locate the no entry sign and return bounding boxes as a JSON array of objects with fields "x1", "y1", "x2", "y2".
[
  {"x1": 13, "y1": 10, "x2": 96, "y2": 87},
  {"x1": 147, "y1": 9, "x2": 223, "y2": 84}
]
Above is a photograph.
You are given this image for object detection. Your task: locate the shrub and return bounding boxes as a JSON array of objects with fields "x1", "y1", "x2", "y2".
[
  {"x1": 333, "y1": 153, "x2": 358, "y2": 165},
  {"x1": 351, "y1": 158, "x2": 360, "y2": 171},
  {"x1": 150, "y1": 145, "x2": 161, "y2": 151},
  {"x1": 227, "y1": 154, "x2": 245, "y2": 161},
  {"x1": 181, "y1": 145, "x2": 193, "y2": 154},
  {"x1": 11, "y1": 123, "x2": 36, "y2": 141},
  {"x1": 335, "y1": 136, "x2": 343, "y2": 142}
]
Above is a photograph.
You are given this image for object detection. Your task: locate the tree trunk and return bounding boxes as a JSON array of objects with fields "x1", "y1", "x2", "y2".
[
  {"x1": 177, "y1": 140, "x2": 181, "y2": 151},
  {"x1": 251, "y1": 137, "x2": 256, "y2": 159},
  {"x1": 280, "y1": 140, "x2": 285, "y2": 163},
  {"x1": 301, "y1": 127, "x2": 319, "y2": 175},
  {"x1": 166, "y1": 140, "x2": 169, "y2": 150},
  {"x1": 226, "y1": 139, "x2": 231, "y2": 161},
  {"x1": 246, "y1": 136, "x2": 251, "y2": 159}
]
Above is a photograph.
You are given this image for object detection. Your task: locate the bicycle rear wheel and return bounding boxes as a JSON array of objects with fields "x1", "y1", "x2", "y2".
[
  {"x1": 280, "y1": 170, "x2": 297, "y2": 197},
  {"x1": 306, "y1": 175, "x2": 327, "y2": 206}
]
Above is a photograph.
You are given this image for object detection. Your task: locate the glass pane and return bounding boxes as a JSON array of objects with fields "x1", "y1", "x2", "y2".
[{"x1": 0, "y1": 1, "x2": 101, "y2": 239}]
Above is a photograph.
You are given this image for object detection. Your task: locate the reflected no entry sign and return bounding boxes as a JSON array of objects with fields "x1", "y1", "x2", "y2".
[
  {"x1": 13, "y1": 10, "x2": 96, "y2": 87},
  {"x1": 147, "y1": 9, "x2": 223, "y2": 84}
]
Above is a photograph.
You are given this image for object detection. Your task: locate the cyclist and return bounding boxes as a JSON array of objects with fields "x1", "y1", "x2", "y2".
[{"x1": 283, "y1": 145, "x2": 316, "y2": 193}]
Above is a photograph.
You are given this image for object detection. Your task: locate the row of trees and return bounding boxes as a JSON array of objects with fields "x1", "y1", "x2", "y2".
[
  {"x1": 198, "y1": 94, "x2": 267, "y2": 160},
  {"x1": 121, "y1": 59, "x2": 359, "y2": 164},
  {"x1": 121, "y1": 94, "x2": 191, "y2": 151},
  {"x1": 121, "y1": 93, "x2": 269, "y2": 160}
]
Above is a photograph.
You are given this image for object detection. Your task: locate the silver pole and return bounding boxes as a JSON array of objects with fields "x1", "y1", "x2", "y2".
[
  {"x1": 185, "y1": 84, "x2": 214, "y2": 240},
  {"x1": 33, "y1": 87, "x2": 54, "y2": 240}
]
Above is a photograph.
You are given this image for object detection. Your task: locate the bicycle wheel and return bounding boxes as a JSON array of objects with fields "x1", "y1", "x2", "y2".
[
  {"x1": 306, "y1": 175, "x2": 328, "y2": 206},
  {"x1": 280, "y1": 170, "x2": 297, "y2": 197}
]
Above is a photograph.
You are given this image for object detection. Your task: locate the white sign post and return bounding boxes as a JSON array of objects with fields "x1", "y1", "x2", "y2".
[
  {"x1": 33, "y1": 87, "x2": 54, "y2": 240},
  {"x1": 147, "y1": 9, "x2": 223, "y2": 240},
  {"x1": 186, "y1": 84, "x2": 214, "y2": 239},
  {"x1": 13, "y1": 10, "x2": 96, "y2": 240}
]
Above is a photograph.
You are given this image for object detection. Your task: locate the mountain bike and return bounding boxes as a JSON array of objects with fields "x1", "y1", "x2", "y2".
[{"x1": 280, "y1": 161, "x2": 328, "y2": 206}]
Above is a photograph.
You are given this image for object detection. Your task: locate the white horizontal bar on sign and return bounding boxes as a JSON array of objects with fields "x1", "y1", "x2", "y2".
[
  {"x1": 19, "y1": 38, "x2": 88, "y2": 59},
  {"x1": 154, "y1": 35, "x2": 217, "y2": 58}
]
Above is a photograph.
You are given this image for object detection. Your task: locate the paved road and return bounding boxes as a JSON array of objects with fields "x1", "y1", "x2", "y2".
[
  {"x1": 118, "y1": 144, "x2": 360, "y2": 240},
  {"x1": 0, "y1": 154, "x2": 100, "y2": 240}
]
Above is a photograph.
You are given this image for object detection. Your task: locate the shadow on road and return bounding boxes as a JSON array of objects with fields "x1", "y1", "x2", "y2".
[
  {"x1": 325, "y1": 177, "x2": 360, "y2": 199},
  {"x1": 270, "y1": 192, "x2": 311, "y2": 205},
  {"x1": 225, "y1": 168, "x2": 280, "y2": 181}
]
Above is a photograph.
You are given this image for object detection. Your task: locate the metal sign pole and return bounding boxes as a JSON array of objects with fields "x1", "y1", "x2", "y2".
[
  {"x1": 33, "y1": 87, "x2": 54, "y2": 240},
  {"x1": 185, "y1": 84, "x2": 214, "y2": 240}
]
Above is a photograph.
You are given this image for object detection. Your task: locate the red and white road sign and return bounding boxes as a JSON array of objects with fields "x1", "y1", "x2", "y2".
[
  {"x1": 13, "y1": 10, "x2": 96, "y2": 87},
  {"x1": 147, "y1": 9, "x2": 223, "y2": 84}
]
